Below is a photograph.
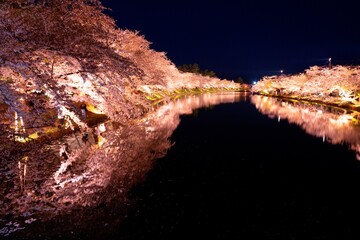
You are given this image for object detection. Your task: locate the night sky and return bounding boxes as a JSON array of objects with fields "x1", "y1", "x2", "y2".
[{"x1": 102, "y1": 0, "x2": 360, "y2": 83}]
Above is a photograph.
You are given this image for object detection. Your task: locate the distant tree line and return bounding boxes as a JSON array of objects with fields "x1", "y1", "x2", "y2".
[
  {"x1": 177, "y1": 63, "x2": 245, "y2": 84},
  {"x1": 177, "y1": 63, "x2": 217, "y2": 78},
  {"x1": 234, "y1": 76, "x2": 244, "y2": 84}
]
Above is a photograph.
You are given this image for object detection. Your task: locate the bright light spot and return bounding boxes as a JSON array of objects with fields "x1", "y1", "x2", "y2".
[
  {"x1": 98, "y1": 123, "x2": 106, "y2": 133},
  {"x1": 253, "y1": 81, "x2": 257, "y2": 85},
  {"x1": 86, "y1": 104, "x2": 105, "y2": 115},
  {"x1": 329, "y1": 114, "x2": 351, "y2": 125},
  {"x1": 97, "y1": 135, "x2": 106, "y2": 147}
]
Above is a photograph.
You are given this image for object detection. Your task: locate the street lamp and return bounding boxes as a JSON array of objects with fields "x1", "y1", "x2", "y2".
[{"x1": 328, "y1": 58, "x2": 332, "y2": 68}]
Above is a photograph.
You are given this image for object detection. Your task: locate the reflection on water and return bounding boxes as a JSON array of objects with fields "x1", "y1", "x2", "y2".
[
  {"x1": 0, "y1": 92, "x2": 243, "y2": 238},
  {"x1": 251, "y1": 95, "x2": 360, "y2": 160}
]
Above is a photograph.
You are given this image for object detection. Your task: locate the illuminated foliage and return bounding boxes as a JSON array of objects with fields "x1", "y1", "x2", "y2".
[
  {"x1": 0, "y1": 0, "x2": 241, "y2": 141},
  {"x1": 252, "y1": 65, "x2": 360, "y2": 107},
  {"x1": 252, "y1": 95, "x2": 360, "y2": 160}
]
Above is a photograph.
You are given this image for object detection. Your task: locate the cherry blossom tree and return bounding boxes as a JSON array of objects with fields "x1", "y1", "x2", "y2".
[
  {"x1": 0, "y1": 0, "x2": 241, "y2": 143},
  {"x1": 252, "y1": 65, "x2": 360, "y2": 107}
]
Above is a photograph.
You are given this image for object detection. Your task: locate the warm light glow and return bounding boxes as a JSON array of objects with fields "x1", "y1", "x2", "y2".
[
  {"x1": 98, "y1": 123, "x2": 106, "y2": 133},
  {"x1": 97, "y1": 135, "x2": 106, "y2": 147},
  {"x1": 14, "y1": 111, "x2": 27, "y2": 143},
  {"x1": 86, "y1": 104, "x2": 105, "y2": 115},
  {"x1": 252, "y1": 95, "x2": 360, "y2": 157},
  {"x1": 252, "y1": 65, "x2": 360, "y2": 108}
]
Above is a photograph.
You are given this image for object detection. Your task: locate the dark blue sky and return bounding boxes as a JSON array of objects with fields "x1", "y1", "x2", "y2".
[{"x1": 102, "y1": 0, "x2": 360, "y2": 83}]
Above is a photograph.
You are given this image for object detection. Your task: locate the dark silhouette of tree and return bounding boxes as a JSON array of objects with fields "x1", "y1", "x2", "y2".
[
  {"x1": 178, "y1": 63, "x2": 217, "y2": 78},
  {"x1": 201, "y1": 69, "x2": 217, "y2": 78},
  {"x1": 234, "y1": 76, "x2": 244, "y2": 84},
  {"x1": 177, "y1": 63, "x2": 200, "y2": 74}
]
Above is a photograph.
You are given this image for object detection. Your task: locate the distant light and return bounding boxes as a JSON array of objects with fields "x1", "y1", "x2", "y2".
[
  {"x1": 253, "y1": 81, "x2": 257, "y2": 85},
  {"x1": 280, "y1": 70, "x2": 283, "y2": 74}
]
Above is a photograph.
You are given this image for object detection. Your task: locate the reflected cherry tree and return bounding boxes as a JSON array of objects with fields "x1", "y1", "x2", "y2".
[
  {"x1": 0, "y1": 92, "x2": 243, "y2": 238},
  {"x1": 251, "y1": 95, "x2": 360, "y2": 159}
]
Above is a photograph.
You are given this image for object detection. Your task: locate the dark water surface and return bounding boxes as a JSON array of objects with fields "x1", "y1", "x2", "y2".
[
  {"x1": 2, "y1": 93, "x2": 360, "y2": 239},
  {"x1": 117, "y1": 94, "x2": 360, "y2": 240}
]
